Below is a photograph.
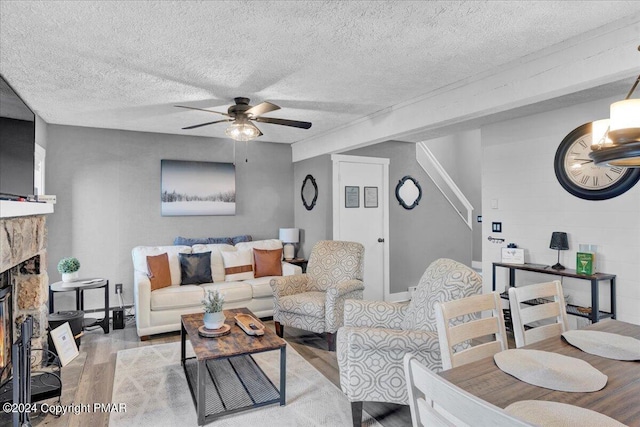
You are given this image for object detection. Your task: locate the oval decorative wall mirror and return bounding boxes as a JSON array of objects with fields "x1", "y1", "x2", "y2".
[
  {"x1": 301, "y1": 174, "x2": 318, "y2": 210},
  {"x1": 395, "y1": 175, "x2": 422, "y2": 210}
]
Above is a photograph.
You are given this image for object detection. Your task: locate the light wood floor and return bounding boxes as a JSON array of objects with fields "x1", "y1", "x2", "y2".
[{"x1": 9, "y1": 317, "x2": 410, "y2": 427}]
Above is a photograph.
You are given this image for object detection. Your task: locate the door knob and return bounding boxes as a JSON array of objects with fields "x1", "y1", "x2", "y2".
[{"x1": 378, "y1": 238, "x2": 385, "y2": 243}]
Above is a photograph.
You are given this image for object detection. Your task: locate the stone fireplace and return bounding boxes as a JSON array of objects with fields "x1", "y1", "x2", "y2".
[{"x1": 0, "y1": 213, "x2": 50, "y2": 371}]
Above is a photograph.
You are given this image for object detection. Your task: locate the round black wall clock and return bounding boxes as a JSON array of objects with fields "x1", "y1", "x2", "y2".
[{"x1": 554, "y1": 123, "x2": 640, "y2": 200}]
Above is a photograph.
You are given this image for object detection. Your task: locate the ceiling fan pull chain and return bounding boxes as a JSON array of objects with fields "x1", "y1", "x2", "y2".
[{"x1": 245, "y1": 140, "x2": 249, "y2": 163}]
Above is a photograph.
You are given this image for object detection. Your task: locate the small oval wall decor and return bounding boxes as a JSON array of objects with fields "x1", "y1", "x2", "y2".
[
  {"x1": 301, "y1": 174, "x2": 318, "y2": 210},
  {"x1": 395, "y1": 175, "x2": 422, "y2": 210}
]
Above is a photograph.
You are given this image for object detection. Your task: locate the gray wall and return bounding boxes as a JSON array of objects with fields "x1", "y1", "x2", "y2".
[
  {"x1": 293, "y1": 154, "x2": 332, "y2": 258},
  {"x1": 345, "y1": 140, "x2": 472, "y2": 295},
  {"x1": 46, "y1": 124, "x2": 294, "y2": 310},
  {"x1": 422, "y1": 129, "x2": 482, "y2": 262}
]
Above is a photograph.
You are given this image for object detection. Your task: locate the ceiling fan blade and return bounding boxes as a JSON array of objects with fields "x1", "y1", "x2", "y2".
[
  {"x1": 245, "y1": 101, "x2": 281, "y2": 117},
  {"x1": 254, "y1": 117, "x2": 312, "y2": 129},
  {"x1": 182, "y1": 119, "x2": 231, "y2": 130},
  {"x1": 175, "y1": 105, "x2": 231, "y2": 117}
]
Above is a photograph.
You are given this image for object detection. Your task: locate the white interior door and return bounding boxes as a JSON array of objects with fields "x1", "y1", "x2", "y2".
[{"x1": 332, "y1": 154, "x2": 389, "y2": 301}]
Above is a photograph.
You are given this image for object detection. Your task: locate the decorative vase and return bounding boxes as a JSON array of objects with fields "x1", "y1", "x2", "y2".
[
  {"x1": 62, "y1": 271, "x2": 79, "y2": 283},
  {"x1": 203, "y1": 311, "x2": 225, "y2": 330}
]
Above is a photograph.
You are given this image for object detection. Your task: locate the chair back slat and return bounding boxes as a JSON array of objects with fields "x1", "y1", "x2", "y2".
[
  {"x1": 525, "y1": 323, "x2": 565, "y2": 344},
  {"x1": 453, "y1": 341, "x2": 504, "y2": 367},
  {"x1": 449, "y1": 317, "x2": 500, "y2": 345},
  {"x1": 441, "y1": 293, "x2": 497, "y2": 318},
  {"x1": 519, "y1": 302, "x2": 562, "y2": 325},
  {"x1": 508, "y1": 280, "x2": 569, "y2": 348},
  {"x1": 511, "y1": 280, "x2": 561, "y2": 301},
  {"x1": 435, "y1": 292, "x2": 507, "y2": 370}
]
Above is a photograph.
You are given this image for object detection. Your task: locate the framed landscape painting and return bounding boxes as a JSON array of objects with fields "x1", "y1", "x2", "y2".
[{"x1": 161, "y1": 160, "x2": 236, "y2": 216}]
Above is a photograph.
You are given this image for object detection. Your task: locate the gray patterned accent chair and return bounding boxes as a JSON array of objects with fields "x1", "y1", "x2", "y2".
[
  {"x1": 337, "y1": 258, "x2": 482, "y2": 426},
  {"x1": 270, "y1": 240, "x2": 365, "y2": 351}
]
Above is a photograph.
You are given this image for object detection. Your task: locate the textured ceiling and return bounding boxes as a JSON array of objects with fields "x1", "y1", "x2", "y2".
[{"x1": 1, "y1": 1, "x2": 639, "y2": 144}]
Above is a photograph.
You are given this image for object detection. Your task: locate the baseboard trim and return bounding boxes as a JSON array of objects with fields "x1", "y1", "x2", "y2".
[
  {"x1": 81, "y1": 304, "x2": 134, "y2": 319},
  {"x1": 472, "y1": 260, "x2": 483, "y2": 270}
]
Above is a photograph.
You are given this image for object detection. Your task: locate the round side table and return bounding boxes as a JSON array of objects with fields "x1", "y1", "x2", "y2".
[
  {"x1": 49, "y1": 278, "x2": 110, "y2": 334},
  {"x1": 285, "y1": 258, "x2": 308, "y2": 273}
]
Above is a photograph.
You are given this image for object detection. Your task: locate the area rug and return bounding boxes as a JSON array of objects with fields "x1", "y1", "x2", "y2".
[{"x1": 110, "y1": 341, "x2": 381, "y2": 426}]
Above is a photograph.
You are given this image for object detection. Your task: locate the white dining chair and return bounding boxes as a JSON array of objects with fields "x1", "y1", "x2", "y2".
[
  {"x1": 435, "y1": 292, "x2": 508, "y2": 370},
  {"x1": 403, "y1": 354, "x2": 533, "y2": 427},
  {"x1": 508, "y1": 280, "x2": 569, "y2": 348}
]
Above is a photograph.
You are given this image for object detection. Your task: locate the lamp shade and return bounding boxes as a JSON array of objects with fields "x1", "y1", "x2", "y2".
[
  {"x1": 549, "y1": 232, "x2": 569, "y2": 250},
  {"x1": 609, "y1": 99, "x2": 640, "y2": 144},
  {"x1": 279, "y1": 228, "x2": 299, "y2": 244}
]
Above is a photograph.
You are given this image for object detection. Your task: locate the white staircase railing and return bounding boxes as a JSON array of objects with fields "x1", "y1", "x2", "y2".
[{"x1": 416, "y1": 142, "x2": 474, "y2": 229}]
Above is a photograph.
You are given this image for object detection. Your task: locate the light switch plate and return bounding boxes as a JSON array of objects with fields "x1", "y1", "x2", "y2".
[{"x1": 492, "y1": 222, "x2": 502, "y2": 232}]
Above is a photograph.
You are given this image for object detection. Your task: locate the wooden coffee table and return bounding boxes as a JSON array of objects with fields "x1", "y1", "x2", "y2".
[{"x1": 180, "y1": 308, "x2": 286, "y2": 425}]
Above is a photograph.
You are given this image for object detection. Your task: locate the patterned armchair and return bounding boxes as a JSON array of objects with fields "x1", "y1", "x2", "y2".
[
  {"x1": 337, "y1": 258, "x2": 482, "y2": 426},
  {"x1": 270, "y1": 240, "x2": 365, "y2": 351}
]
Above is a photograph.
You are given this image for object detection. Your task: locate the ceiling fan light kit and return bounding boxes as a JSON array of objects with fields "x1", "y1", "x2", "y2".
[
  {"x1": 225, "y1": 121, "x2": 261, "y2": 142},
  {"x1": 177, "y1": 97, "x2": 312, "y2": 142},
  {"x1": 589, "y1": 48, "x2": 640, "y2": 167}
]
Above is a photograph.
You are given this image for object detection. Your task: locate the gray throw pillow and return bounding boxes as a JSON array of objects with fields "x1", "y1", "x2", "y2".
[
  {"x1": 173, "y1": 236, "x2": 232, "y2": 245},
  {"x1": 231, "y1": 235, "x2": 253, "y2": 245},
  {"x1": 178, "y1": 252, "x2": 213, "y2": 285}
]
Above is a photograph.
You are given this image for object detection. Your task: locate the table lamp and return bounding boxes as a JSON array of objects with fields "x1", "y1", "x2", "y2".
[
  {"x1": 279, "y1": 228, "x2": 299, "y2": 260},
  {"x1": 549, "y1": 232, "x2": 569, "y2": 270}
]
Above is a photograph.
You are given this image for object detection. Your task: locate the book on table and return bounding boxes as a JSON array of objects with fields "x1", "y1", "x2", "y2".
[{"x1": 576, "y1": 252, "x2": 595, "y2": 275}]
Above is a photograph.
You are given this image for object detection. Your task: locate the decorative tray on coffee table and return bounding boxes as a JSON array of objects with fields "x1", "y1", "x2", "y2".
[
  {"x1": 234, "y1": 314, "x2": 265, "y2": 336},
  {"x1": 198, "y1": 324, "x2": 231, "y2": 338}
]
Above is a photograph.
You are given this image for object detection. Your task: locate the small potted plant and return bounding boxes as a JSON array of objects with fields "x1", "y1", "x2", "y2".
[
  {"x1": 202, "y1": 290, "x2": 225, "y2": 330},
  {"x1": 57, "y1": 257, "x2": 81, "y2": 282}
]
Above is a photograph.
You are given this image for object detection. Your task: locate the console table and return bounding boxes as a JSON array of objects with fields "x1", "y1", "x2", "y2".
[{"x1": 492, "y1": 262, "x2": 616, "y2": 324}]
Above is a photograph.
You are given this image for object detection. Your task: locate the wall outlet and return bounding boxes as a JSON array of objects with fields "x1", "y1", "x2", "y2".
[{"x1": 115, "y1": 283, "x2": 123, "y2": 294}]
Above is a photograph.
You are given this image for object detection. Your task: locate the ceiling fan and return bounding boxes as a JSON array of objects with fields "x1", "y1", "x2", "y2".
[{"x1": 175, "y1": 97, "x2": 312, "y2": 141}]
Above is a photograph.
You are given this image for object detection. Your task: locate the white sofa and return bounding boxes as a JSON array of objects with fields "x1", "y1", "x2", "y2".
[{"x1": 132, "y1": 239, "x2": 301, "y2": 339}]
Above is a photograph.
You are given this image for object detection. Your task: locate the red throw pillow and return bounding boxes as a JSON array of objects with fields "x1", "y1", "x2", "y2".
[
  {"x1": 147, "y1": 253, "x2": 172, "y2": 291},
  {"x1": 253, "y1": 248, "x2": 283, "y2": 278}
]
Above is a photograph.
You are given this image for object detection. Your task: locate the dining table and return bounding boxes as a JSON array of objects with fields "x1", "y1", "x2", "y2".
[{"x1": 439, "y1": 319, "x2": 640, "y2": 426}]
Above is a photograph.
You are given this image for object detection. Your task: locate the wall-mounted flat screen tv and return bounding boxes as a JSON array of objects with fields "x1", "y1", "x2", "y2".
[{"x1": 0, "y1": 75, "x2": 35, "y2": 199}]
